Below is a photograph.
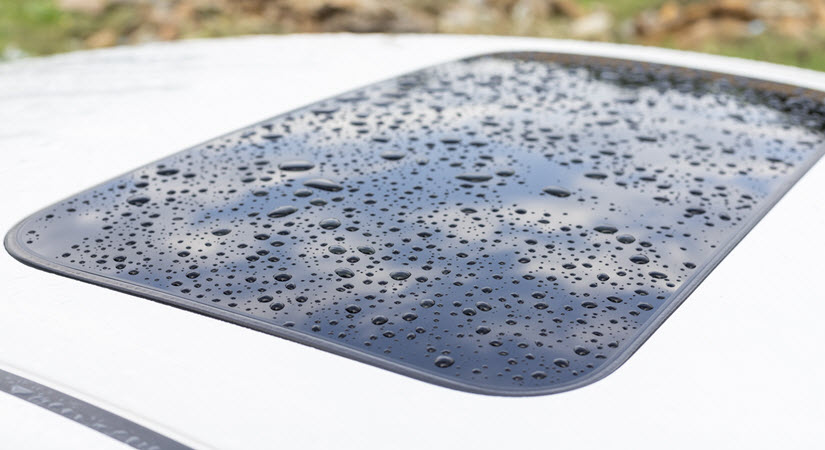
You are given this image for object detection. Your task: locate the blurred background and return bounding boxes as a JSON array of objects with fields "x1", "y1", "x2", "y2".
[{"x1": 1, "y1": 0, "x2": 824, "y2": 70}]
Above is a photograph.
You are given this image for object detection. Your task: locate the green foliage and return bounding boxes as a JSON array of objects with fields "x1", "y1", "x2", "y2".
[
  {"x1": 698, "y1": 32, "x2": 825, "y2": 73},
  {"x1": 0, "y1": 0, "x2": 73, "y2": 56},
  {"x1": 578, "y1": 0, "x2": 666, "y2": 20}
]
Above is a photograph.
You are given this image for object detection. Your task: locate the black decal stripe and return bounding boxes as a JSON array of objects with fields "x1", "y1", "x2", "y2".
[{"x1": 0, "y1": 368, "x2": 194, "y2": 450}]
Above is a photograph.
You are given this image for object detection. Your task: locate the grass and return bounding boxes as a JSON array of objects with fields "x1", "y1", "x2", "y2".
[
  {"x1": 578, "y1": 0, "x2": 666, "y2": 21},
  {"x1": 697, "y1": 32, "x2": 825, "y2": 73},
  {"x1": 0, "y1": 0, "x2": 78, "y2": 56}
]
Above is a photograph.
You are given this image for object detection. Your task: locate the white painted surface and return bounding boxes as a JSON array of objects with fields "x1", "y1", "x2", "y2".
[{"x1": 0, "y1": 34, "x2": 823, "y2": 449}]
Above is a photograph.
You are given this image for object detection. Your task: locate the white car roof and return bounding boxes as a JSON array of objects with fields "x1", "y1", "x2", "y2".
[{"x1": 1, "y1": 34, "x2": 824, "y2": 449}]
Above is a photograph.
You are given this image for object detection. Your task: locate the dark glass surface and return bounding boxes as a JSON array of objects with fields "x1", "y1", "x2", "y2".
[{"x1": 8, "y1": 53, "x2": 825, "y2": 395}]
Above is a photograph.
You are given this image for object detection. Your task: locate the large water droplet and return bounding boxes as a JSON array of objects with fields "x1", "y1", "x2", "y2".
[
  {"x1": 543, "y1": 186, "x2": 571, "y2": 197},
  {"x1": 390, "y1": 271, "x2": 411, "y2": 280},
  {"x1": 630, "y1": 255, "x2": 650, "y2": 264},
  {"x1": 156, "y1": 168, "x2": 179, "y2": 176},
  {"x1": 594, "y1": 225, "x2": 618, "y2": 234},
  {"x1": 380, "y1": 151, "x2": 406, "y2": 161},
  {"x1": 126, "y1": 195, "x2": 151, "y2": 206},
  {"x1": 617, "y1": 234, "x2": 636, "y2": 244},
  {"x1": 372, "y1": 316, "x2": 388, "y2": 325},
  {"x1": 303, "y1": 178, "x2": 343, "y2": 192},
  {"x1": 456, "y1": 173, "x2": 493, "y2": 182},
  {"x1": 319, "y1": 218, "x2": 341, "y2": 230},
  {"x1": 553, "y1": 358, "x2": 570, "y2": 368},
  {"x1": 357, "y1": 246, "x2": 375, "y2": 255},
  {"x1": 278, "y1": 160, "x2": 315, "y2": 171},
  {"x1": 268, "y1": 206, "x2": 298, "y2": 218},
  {"x1": 434, "y1": 355, "x2": 455, "y2": 368}
]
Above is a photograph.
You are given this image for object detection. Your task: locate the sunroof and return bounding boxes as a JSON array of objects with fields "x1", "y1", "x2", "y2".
[{"x1": 7, "y1": 52, "x2": 825, "y2": 396}]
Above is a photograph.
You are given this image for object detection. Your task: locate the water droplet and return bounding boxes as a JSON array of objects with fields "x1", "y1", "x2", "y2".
[
  {"x1": 329, "y1": 245, "x2": 347, "y2": 255},
  {"x1": 270, "y1": 302, "x2": 285, "y2": 311},
  {"x1": 335, "y1": 268, "x2": 355, "y2": 278},
  {"x1": 434, "y1": 355, "x2": 455, "y2": 368},
  {"x1": 357, "y1": 246, "x2": 375, "y2": 255},
  {"x1": 157, "y1": 168, "x2": 179, "y2": 176},
  {"x1": 553, "y1": 358, "x2": 570, "y2": 368},
  {"x1": 543, "y1": 186, "x2": 571, "y2": 197},
  {"x1": 574, "y1": 346, "x2": 590, "y2": 356},
  {"x1": 303, "y1": 178, "x2": 343, "y2": 192},
  {"x1": 126, "y1": 195, "x2": 150, "y2": 206},
  {"x1": 268, "y1": 206, "x2": 298, "y2": 218},
  {"x1": 456, "y1": 173, "x2": 492, "y2": 182},
  {"x1": 594, "y1": 225, "x2": 618, "y2": 234},
  {"x1": 616, "y1": 234, "x2": 636, "y2": 244},
  {"x1": 380, "y1": 151, "x2": 406, "y2": 161},
  {"x1": 319, "y1": 218, "x2": 341, "y2": 230},
  {"x1": 278, "y1": 160, "x2": 315, "y2": 171},
  {"x1": 372, "y1": 315, "x2": 388, "y2": 325},
  {"x1": 390, "y1": 271, "x2": 411, "y2": 280},
  {"x1": 629, "y1": 255, "x2": 650, "y2": 264}
]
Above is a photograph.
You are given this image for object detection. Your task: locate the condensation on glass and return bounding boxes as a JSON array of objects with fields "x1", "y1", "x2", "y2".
[{"x1": 7, "y1": 53, "x2": 825, "y2": 395}]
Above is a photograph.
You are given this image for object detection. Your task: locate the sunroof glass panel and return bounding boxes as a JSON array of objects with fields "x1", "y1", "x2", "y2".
[{"x1": 7, "y1": 53, "x2": 825, "y2": 395}]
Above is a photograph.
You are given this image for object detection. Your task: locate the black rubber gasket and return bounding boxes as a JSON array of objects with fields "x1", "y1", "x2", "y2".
[{"x1": 6, "y1": 52, "x2": 825, "y2": 396}]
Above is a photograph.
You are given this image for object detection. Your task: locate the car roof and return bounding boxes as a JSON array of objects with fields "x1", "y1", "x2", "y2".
[{"x1": 1, "y1": 34, "x2": 824, "y2": 449}]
